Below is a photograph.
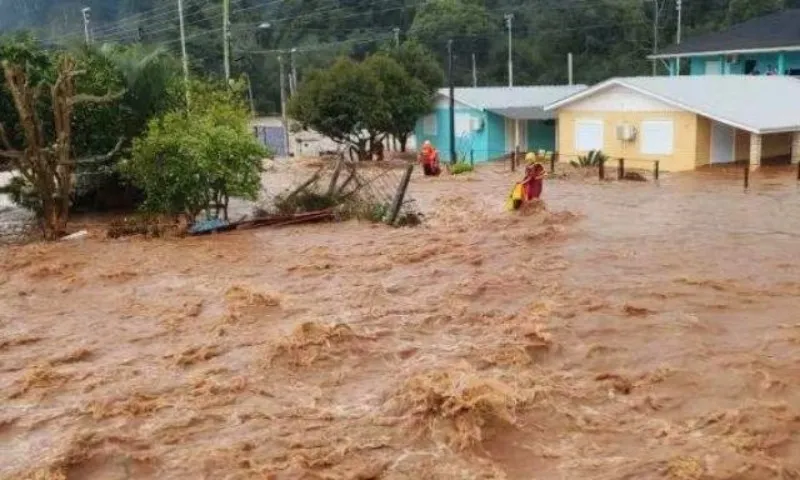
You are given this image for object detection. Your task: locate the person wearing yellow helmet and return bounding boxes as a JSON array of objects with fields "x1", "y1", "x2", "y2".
[{"x1": 521, "y1": 152, "x2": 547, "y2": 202}]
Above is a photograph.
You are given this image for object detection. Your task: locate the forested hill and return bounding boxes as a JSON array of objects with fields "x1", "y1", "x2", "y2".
[{"x1": 2, "y1": 0, "x2": 798, "y2": 114}]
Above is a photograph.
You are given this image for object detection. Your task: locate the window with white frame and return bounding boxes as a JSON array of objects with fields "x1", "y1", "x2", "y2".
[
  {"x1": 640, "y1": 120, "x2": 674, "y2": 155},
  {"x1": 455, "y1": 113, "x2": 472, "y2": 135},
  {"x1": 423, "y1": 115, "x2": 437, "y2": 135},
  {"x1": 575, "y1": 119, "x2": 604, "y2": 151}
]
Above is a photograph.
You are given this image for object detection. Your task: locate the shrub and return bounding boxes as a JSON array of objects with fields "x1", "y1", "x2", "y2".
[
  {"x1": 450, "y1": 162, "x2": 474, "y2": 175},
  {"x1": 122, "y1": 81, "x2": 268, "y2": 221},
  {"x1": 571, "y1": 149, "x2": 607, "y2": 167}
]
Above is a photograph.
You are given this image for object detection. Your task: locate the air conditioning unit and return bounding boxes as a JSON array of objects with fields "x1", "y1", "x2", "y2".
[
  {"x1": 469, "y1": 117, "x2": 484, "y2": 132},
  {"x1": 616, "y1": 123, "x2": 637, "y2": 142}
]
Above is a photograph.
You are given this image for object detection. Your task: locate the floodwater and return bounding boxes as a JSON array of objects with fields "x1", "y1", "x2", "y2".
[{"x1": 2, "y1": 162, "x2": 800, "y2": 479}]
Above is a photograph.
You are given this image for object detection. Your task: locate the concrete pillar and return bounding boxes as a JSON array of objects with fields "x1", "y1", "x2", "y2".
[
  {"x1": 778, "y1": 53, "x2": 786, "y2": 75},
  {"x1": 791, "y1": 132, "x2": 800, "y2": 164},
  {"x1": 750, "y1": 133, "x2": 762, "y2": 169}
]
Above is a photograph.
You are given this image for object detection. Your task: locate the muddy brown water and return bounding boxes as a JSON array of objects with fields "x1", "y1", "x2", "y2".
[{"x1": 2, "y1": 163, "x2": 800, "y2": 479}]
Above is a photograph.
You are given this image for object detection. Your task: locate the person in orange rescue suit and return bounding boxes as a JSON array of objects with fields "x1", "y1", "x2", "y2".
[{"x1": 419, "y1": 140, "x2": 441, "y2": 176}]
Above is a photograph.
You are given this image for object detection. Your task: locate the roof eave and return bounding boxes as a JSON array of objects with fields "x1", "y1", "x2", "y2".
[
  {"x1": 544, "y1": 78, "x2": 765, "y2": 134},
  {"x1": 650, "y1": 44, "x2": 800, "y2": 59},
  {"x1": 759, "y1": 126, "x2": 800, "y2": 135}
]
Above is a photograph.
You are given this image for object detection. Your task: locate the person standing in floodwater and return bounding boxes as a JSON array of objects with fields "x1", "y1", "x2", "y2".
[
  {"x1": 419, "y1": 140, "x2": 442, "y2": 176},
  {"x1": 522, "y1": 153, "x2": 547, "y2": 201}
]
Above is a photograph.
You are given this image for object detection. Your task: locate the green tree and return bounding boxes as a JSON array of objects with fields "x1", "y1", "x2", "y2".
[
  {"x1": 364, "y1": 54, "x2": 432, "y2": 152},
  {"x1": 726, "y1": 0, "x2": 785, "y2": 25},
  {"x1": 0, "y1": 50, "x2": 123, "y2": 239},
  {"x1": 408, "y1": 0, "x2": 494, "y2": 85},
  {"x1": 122, "y1": 80, "x2": 267, "y2": 221},
  {"x1": 288, "y1": 57, "x2": 387, "y2": 161},
  {"x1": 386, "y1": 40, "x2": 445, "y2": 92}
]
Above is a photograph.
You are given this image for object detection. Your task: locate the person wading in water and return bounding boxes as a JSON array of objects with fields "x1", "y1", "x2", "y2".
[
  {"x1": 506, "y1": 152, "x2": 547, "y2": 210},
  {"x1": 419, "y1": 140, "x2": 442, "y2": 176}
]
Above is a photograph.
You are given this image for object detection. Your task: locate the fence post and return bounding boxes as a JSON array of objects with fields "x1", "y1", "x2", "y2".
[
  {"x1": 618, "y1": 158, "x2": 625, "y2": 180},
  {"x1": 511, "y1": 147, "x2": 517, "y2": 172},
  {"x1": 550, "y1": 153, "x2": 557, "y2": 174},
  {"x1": 744, "y1": 161, "x2": 750, "y2": 190},
  {"x1": 653, "y1": 160, "x2": 660, "y2": 181},
  {"x1": 599, "y1": 158, "x2": 605, "y2": 180},
  {"x1": 470, "y1": 149, "x2": 474, "y2": 166},
  {"x1": 386, "y1": 164, "x2": 414, "y2": 226}
]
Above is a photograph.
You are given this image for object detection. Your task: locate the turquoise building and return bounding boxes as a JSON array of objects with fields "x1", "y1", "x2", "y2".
[
  {"x1": 414, "y1": 85, "x2": 586, "y2": 163},
  {"x1": 651, "y1": 9, "x2": 800, "y2": 77}
]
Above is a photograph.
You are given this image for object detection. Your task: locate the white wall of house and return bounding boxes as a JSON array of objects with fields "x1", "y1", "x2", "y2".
[{"x1": 561, "y1": 85, "x2": 680, "y2": 112}]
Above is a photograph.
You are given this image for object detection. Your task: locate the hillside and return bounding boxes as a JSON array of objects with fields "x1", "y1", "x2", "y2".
[{"x1": 1, "y1": 0, "x2": 797, "y2": 113}]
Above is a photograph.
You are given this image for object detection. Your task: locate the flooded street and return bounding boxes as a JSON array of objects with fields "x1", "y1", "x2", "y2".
[{"x1": 2, "y1": 163, "x2": 800, "y2": 479}]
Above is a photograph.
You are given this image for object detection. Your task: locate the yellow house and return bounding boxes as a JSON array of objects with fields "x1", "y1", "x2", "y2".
[{"x1": 544, "y1": 76, "x2": 800, "y2": 171}]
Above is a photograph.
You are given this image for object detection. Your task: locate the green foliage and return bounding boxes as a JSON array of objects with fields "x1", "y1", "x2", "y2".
[
  {"x1": 572, "y1": 150, "x2": 608, "y2": 168},
  {"x1": 122, "y1": 80, "x2": 268, "y2": 220},
  {"x1": 288, "y1": 57, "x2": 386, "y2": 159},
  {"x1": 450, "y1": 162, "x2": 474, "y2": 175},
  {"x1": 386, "y1": 40, "x2": 445, "y2": 92},
  {"x1": 363, "y1": 53, "x2": 432, "y2": 149}
]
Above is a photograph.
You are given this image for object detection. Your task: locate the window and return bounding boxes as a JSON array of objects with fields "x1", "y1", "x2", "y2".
[
  {"x1": 423, "y1": 115, "x2": 437, "y2": 135},
  {"x1": 575, "y1": 119, "x2": 604, "y2": 151},
  {"x1": 640, "y1": 120, "x2": 674, "y2": 155},
  {"x1": 705, "y1": 60, "x2": 722, "y2": 75},
  {"x1": 455, "y1": 113, "x2": 472, "y2": 135}
]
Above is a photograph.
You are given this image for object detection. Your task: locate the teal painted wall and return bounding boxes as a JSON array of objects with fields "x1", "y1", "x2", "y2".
[
  {"x1": 415, "y1": 107, "x2": 494, "y2": 163},
  {"x1": 486, "y1": 112, "x2": 507, "y2": 161},
  {"x1": 688, "y1": 52, "x2": 800, "y2": 75},
  {"x1": 527, "y1": 120, "x2": 555, "y2": 152},
  {"x1": 415, "y1": 109, "x2": 557, "y2": 163}
]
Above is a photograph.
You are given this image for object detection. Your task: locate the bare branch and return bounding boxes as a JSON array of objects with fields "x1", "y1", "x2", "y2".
[
  {"x1": 69, "y1": 89, "x2": 126, "y2": 106},
  {"x1": 69, "y1": 137, "x2": 125, "y2": 165}
]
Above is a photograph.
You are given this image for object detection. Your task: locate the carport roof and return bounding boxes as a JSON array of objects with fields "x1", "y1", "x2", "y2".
[
  {"x1": 545, "y1": 76, "x2": 800, "y2": 134},
  {"x1": 437, "y1": 85, "x2": 587, "y2": 120}
]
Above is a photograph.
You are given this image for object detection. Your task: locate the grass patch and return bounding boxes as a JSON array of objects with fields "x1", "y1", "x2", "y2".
[{"x1": 450, "y1": 162, "x2": 474, "y2": 175}]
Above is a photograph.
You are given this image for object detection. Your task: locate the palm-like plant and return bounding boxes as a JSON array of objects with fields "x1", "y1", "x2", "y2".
[{"x1": 571, "y1": 149, "x2": 607, "y2": 167}]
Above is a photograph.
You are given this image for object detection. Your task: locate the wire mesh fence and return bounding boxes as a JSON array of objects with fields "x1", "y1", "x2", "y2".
[{"x1": 267, "y1": 154, "x2": 420, "y2": 225}]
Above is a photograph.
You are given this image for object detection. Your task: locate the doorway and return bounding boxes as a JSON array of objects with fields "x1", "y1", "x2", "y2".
[{"x1": 710, "y1": 121, "x2": 735, "y2": 164}]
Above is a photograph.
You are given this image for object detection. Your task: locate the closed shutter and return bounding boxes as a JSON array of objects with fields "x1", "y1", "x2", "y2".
[
  {"x1": 640, "y1": 120, "x2": 674, "y2": 155},
  {"x1": 575, "y1": 119, "x2": 604, "y2": 151}
]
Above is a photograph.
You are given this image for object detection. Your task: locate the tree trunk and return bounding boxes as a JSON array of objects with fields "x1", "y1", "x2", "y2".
[{"x1": 398, "y1": 133, "x2": 409, "y2": 153}]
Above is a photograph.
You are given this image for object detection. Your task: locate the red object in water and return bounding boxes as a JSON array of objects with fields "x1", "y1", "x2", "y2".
[
  {"x1": 420, "y1": 144, "x2": 441, "y2": 176},
  {"x1": 522, "y1": 163, "x2": 545, "y2": 200}
]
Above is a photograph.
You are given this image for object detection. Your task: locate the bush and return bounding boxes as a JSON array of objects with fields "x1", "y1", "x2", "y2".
[
  {"x1": 450, "y1": 162, "x2": 474, "y2": 175},
  {"x1": 571, "y1": 149, "x2": 607, "y2": 167},
  {"x1": 122, "y1": 81, "x2": 268, "y2": 220}
]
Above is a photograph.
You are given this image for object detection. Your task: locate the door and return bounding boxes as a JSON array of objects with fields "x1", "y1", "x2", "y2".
[
  {"x1": 710, "y1": 121, "x2": 735, "y2": 164},
  {"x1": 705, "y1": 60, "x2": 722, "y2": 75}
]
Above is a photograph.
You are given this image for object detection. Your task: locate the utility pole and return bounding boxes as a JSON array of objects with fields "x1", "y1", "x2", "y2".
[
  {"x1": 177, "y1": 0, "x2": 191, "y2": 107},
  {"x1": 393, "y1": 27, "x2": 400, "y2": 47},
  {"x1": 290, "y1": 48, "x2": 298, "y2": 96},
  {"x1": 648, "y1": 0, "x2": 665, "y2": 76},
  {"x1": 244, "y1": 73, "x2": 256, "y2": 117},
  {"x1": 504, "y1": 13, "x2": 514, "y2": 87},
  {"x1": 568, "y1": 52, "x2": 574, "y2": 85},
  {"x1": 448, "y1": 39, "x2": 456, "y2": 165},
  {"x1": 279, "y1": 54, "x2": 291, "y2": 157},
  {"x1": 676, "y1": 0, "x2": 683, "y2": 75},
  {"x1": 81, "y1": 7, "x2": 91, "y2": 46},
  {"x1": 223, "y1": 0, "x2": 231, "y2": 81},
  {"x1": 471, "y1": 53, "x2": 477, "y2": 87}
]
